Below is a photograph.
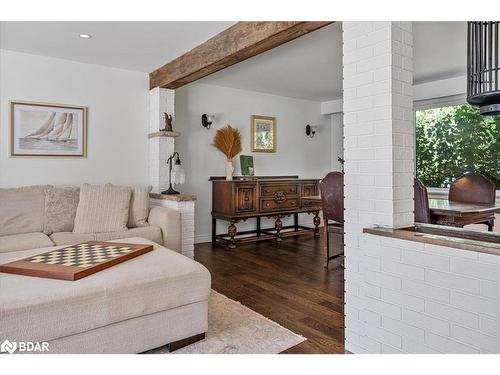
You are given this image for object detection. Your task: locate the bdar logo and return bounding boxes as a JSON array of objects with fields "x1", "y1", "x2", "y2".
[{"x1": 1, "y1": 339, "x2": 17, "y2": 354}]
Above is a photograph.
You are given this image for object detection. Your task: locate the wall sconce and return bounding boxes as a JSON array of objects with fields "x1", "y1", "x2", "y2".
[
  {"x1": 161, "y1": 152, "x2": 185, "y2": 195},
  {"x1": 305, "y1": 124, "x2": 316, "y2": 138},
  {"x1": 201, "y1": 114, "x2": 214, "y2": 129}
]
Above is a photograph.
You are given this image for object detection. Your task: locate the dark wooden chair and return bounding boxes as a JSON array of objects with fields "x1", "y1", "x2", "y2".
[
  {"x1": 414, "y1": 178, "x2": 431, "y2": 224},
  {"x1": 449, "y1": 172, "x2": 496, "y2": 231},
  {"x1": 319, "y1": 172, "x2": 344, "y2": 268}
]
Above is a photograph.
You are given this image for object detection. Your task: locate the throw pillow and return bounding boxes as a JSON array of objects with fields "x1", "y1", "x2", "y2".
[
  {"x1": 0, "y1": 185, "x2": 51, "y2": 236},
  {"x1": 127, "y1": 186, "x2": 152, "y2": 228},
  {"x1": 44, "y1": 186, "x2": 80, "y2": 235},
  {"x1": 73, "y1": 184, "x2": 132, "y2": 233}
]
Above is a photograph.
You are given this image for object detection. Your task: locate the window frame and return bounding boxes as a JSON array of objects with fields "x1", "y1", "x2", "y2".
[{"x1": 413, "y1": 94, "x2": 500, "y2": 200}]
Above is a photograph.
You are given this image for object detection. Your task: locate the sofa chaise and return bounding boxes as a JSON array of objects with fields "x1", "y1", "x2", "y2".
[{"x1": 0, "y1": 184, "x2": 211, "y2": 354}]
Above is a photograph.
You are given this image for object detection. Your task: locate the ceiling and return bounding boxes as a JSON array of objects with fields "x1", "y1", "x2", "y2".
[
  {"x1": 0, "y1": 21, "x2": 467, "y2": 101},
  {"x1": 200, "y1": 22, "x2": 343, "y2": 101},
  {"x1": 0, "y1": 21, "x2": 236, "y2": 72},
  {"x1": 413, "y1": 21, "x2": 466, "y2": 84},
  {"x1": 199, "y1": 22, "x2": 467, "y2": 101}
]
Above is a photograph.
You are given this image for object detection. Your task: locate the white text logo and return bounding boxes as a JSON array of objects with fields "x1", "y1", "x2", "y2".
[{"x1": 1, "y1": 339, "x2": 49, "y2": 354}]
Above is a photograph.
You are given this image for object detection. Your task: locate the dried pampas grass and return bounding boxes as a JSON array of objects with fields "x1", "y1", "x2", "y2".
[{"x1": 213, "y1": 125, "x2": 242, "y2": 161}]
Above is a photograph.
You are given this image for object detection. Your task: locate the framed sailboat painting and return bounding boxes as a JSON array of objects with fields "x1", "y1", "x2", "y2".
[{"x1": 10, "y1": 101, "x2": 87, "y2": 157}]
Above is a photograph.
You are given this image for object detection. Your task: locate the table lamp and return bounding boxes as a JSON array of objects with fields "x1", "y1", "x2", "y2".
[{"x1": 162, "y1": 151, "x2": 185, "y2": 195}]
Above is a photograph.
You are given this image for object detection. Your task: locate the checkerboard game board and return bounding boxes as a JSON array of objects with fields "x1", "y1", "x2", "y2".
[{"x1": 0, "y1": 241, "x2": 153, "y2": 281}]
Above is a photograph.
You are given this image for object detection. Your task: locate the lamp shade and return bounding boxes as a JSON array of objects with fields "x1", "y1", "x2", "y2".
[{"x1": 172, "y1": 164, "x2": 185, "y2": 185}]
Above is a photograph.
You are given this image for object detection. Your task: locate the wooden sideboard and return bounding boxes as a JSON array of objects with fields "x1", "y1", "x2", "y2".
[{"x1": 211, "y1": 176, "x2": 322, "y2": 248}]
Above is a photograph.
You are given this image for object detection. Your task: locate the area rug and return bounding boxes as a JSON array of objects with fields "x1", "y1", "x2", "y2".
[{"x1": 149, "y1": 290, "x2": 306, "y2": 354}]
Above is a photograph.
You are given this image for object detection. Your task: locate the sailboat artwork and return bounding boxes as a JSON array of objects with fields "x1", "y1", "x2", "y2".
[{"x1": 10, "y1": 101, "x2": 87, "y2": 157}]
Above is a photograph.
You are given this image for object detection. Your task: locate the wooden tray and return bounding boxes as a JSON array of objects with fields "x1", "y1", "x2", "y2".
[{"x1": 0, "y1": 241, "x2": 154, "y2": 281}]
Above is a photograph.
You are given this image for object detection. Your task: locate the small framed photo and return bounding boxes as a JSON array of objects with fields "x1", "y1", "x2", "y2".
[
  {"x1": 10, "y1": 101, "x2": 87, "y2": 157},
  {"x1": 251, "y1": 115, "x2": 276, "y2": 153},
  {"x1": 240, "y1": 155, "x2": 255, "y2": 176}
]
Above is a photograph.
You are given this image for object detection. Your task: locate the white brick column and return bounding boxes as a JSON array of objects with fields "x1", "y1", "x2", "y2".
[
  {"x1": 149, "y1": 87, "x2": 175, "y2": 193},
  {"x1": 343, "y1": 21, "x2": 415, "y2": 353},
  {"x1": 148, "y1": 88, "x2": 196, "y2": 259}
]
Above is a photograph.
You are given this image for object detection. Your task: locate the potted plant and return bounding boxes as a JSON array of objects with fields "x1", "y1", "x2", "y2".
[{"x1": 213, "y1": 125, "x2": 242, "y2": 181}]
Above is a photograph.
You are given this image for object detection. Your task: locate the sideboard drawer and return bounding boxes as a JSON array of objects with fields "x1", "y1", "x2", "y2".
[
  {"x1": 301, "y1": 199, "x2": 321, "y2": 209},
  {"x1": 260, "y1": 184, "x2": 299, "y2": 197},
  {"x1": 302, "y1": 183, "x2": 318, "y2": 197},
  {"x1": 260, "y1": 197, "x2": 299, "y2": 212}
]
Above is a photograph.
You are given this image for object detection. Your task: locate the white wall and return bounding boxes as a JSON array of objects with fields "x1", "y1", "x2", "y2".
[
  {"x1": 0, "y1": 49, "x2": 149, "y2": 187},
  {"x1": 175, "y1": 83, "x2": 334, "y2": 243}
]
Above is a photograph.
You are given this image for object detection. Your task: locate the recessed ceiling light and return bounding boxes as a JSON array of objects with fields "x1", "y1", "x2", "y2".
[{"x1": 79, "y1": 34, "x2": 92, "y2": 39}]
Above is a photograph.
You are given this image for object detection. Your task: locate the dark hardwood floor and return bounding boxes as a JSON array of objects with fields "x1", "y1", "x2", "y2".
[{"x1": 194, "y1": 233, "x2": 345, "y2": 354}]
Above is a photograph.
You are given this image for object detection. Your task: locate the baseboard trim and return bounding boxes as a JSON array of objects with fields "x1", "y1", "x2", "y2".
[{"x1": 195, "y1": 235, "x2": 212, "y2": 244}]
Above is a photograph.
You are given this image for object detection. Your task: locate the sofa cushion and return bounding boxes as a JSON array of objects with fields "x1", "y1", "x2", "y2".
[
  {"x1": 96, "y1": 227, "x2": 162, "y2": 245},
  {"x1": 51, "y1": 227, "x2": 162, "y2": 246},
  {"x1": 50, "y1": 232, "x2": 97, "y2": 246},
  {"x1": 44, "y1": 187, "x2": 80, "y2": 235},
  {"x1": 128, "y1": 186, "x2": 152, "y2": 228},
  {"x1": 50, "y1": 227, "x2": 163, "y2": 246},
  {"x1": 0, "y1": 185, "x2": 50, "y2": 236},
  {"x1": 0, "y1": 238, "x2": 211, "y2": 344},
  {"x1": 73, "y1": 184, "x2": 132, "y2": 233},
  {"x1": 0, "y1": 232, "x2": 54, "y2": 253}
]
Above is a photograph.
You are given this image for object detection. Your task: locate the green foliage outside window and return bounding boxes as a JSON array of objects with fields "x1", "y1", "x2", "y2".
[{"x1": 416, "y1": 104, "x2": 500, "y2": 189}]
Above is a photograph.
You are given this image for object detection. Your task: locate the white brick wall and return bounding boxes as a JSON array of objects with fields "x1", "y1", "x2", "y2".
[
  {"x1": 342, "y1": 22, "x2": 500, "y2": 354},
  {"x1": 347, "y1": 234, "x2": 500, "y2": 353}
]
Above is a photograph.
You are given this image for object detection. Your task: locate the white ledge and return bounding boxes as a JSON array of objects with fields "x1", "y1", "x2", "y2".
[{"x1": 148, "y1": 131, "x2": 181, "y2": 139}]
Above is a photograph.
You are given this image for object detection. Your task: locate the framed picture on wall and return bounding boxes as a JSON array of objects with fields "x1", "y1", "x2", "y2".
[
  {"x1": 10, "y1": 101, "x2": 87, "y2": 157},
  {"x1": 251, "y1": 115, "x2": 276, "y2": 153}
]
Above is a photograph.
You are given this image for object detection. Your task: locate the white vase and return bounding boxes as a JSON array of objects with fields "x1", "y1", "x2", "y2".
[{"x1": 225, "y1": 161, "x2": 234, "y2": 181}]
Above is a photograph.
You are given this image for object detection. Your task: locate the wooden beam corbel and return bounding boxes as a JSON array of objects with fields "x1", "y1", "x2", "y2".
[{"x1": 149, "y1": 21, "x2": 334, "y2": 89}]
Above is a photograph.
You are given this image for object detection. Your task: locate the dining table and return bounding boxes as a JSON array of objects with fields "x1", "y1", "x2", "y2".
[
  {"x1": 302, "y1": 196, "x2": 500, "y2": 230},
  {"x1": 429, "y1": 198, "x2": 500, "y2": 229}
]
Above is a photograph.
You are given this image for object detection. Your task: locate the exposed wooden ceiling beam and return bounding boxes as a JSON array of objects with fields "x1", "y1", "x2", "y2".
[{"x1": 149, "y1": 21, "x2": 334, "y2": 89}]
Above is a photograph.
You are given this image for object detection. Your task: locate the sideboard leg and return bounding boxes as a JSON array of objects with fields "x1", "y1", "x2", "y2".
[
  {"x1": 228, "y1": 221, "x2": 237, "y2": 249},
  {"x1": 313, "y1": 212, "x2": 321, "y2": 237},
  {"x1": 256, "y1": 217, "x2": 261, "y2": 237},
  {"x1": 487, "y1": 219, "x2": 494, "y2": 232},
  {"x1": 211, "y1": 217, "x2": 217, "y2": 246},
  {"x1": 274, "y1": 217, "x2": 283, "y2": 243},
  {"x1": 294, "y1": 213, "x2": 299, "y2": 231}
]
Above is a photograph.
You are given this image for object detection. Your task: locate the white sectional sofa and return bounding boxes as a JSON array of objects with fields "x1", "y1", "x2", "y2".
[{"x1": 0, "y1": 184, "x2": 211, "y2": 354}]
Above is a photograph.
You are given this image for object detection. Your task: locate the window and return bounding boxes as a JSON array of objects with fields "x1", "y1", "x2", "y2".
[{"x1": 415, "y1": 103, "x2": 500, "y2": 189}]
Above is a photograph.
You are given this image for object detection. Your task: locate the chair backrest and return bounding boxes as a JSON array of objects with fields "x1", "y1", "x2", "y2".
[
  {"x1": 319, "y1": 171, "x2": 344, "y2": 223},
  {"x1": 449, "y1": 172, "x2": 496, "y2": 204},
  {"x1": 414, "y1": 178, "x2": 431, "y2": 224}
]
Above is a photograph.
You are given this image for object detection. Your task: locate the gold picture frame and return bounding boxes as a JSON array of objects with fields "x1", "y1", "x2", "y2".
[
  {"x1": 10, "y1": 101, "x2": 87, "y2": 158},
  {"x1": 251, "y1": 115, "x2": 276, "y2": 153}
]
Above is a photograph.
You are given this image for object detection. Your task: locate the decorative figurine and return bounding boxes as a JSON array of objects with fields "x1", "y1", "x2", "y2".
[{"x1": 161, "y1": 112, "x2": 173, "y2": 132}]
